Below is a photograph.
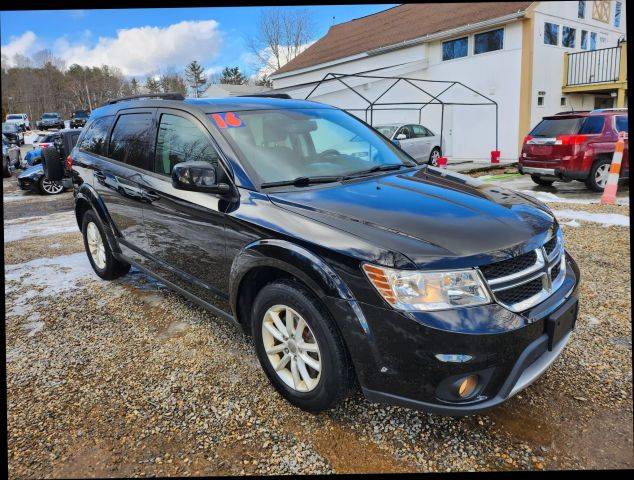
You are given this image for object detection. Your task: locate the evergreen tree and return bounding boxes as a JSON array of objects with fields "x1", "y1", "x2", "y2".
[
  {"x1": 219, "y1": 66, "x2": 248, "y2": 85},
  {"x1": 130, "y1": 77, "x2": 140, "y2": 95},
  {"x1": 145, "y1": 77, "x2": 160, "y2": 94},
  {"x1": 184, "y1": 60, "x2": 208, "y2": 98}
]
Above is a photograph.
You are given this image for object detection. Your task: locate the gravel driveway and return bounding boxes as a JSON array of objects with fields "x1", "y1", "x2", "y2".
[{"x1": 4, "y1": 175, "x2": 632, "y2": 476}]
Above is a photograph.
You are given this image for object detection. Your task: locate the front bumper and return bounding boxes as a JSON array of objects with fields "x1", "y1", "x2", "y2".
[
  {"x1": 17, "y1": 175, "x2": 40, "y2": 192},
  {"x1": 327, "y1": 253, "x2": 580, "y2": 416}
]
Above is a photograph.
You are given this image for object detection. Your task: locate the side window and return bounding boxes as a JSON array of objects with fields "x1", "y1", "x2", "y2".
[
  {"x1": 154, "y1": 113, "x2": 220, "y2": 176},
  {"x1": 579, "y1": 116, "x2": 605, "y2": 134},
  {"x1": 423, "y1": 126, "x2": 435, "y2": 136},
  {"x1": 615, "y1": 116, "x2": 628, "y2": 133},
  {"x1": 397, "y1": 126, "x2": 412, "y2": 139},
  {"x1": 412, "y1": 125, "x2": 425, "y2": 138},
  {"x1": 108, "y1": 113, "x2": 154, "y2": 170},
  {"x1": 474, "y1": 28, "x2": 504, "y2": 54},
  {"x1": 78, "y1": 116, "x2": 114, "y2": 156}
]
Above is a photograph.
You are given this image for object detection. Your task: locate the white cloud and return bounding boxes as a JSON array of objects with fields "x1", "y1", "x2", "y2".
[
  {"x1": 54, "y1": 20, "x2": 223, "y2": 76},
  {"x1": 1, "y1": 31, "x2": 39, "y2": 64}
]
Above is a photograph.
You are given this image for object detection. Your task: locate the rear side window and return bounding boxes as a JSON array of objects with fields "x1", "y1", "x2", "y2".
[
  {"x1": 154, "y1": 113, "x2": 220, "y2": 175},
  {"x1": 578, "y1": 116, "x2": 604, "y2": 134},
  {"x1": 615, "y1": 116, "x2": 628, "y2": 133},
  {"x1": 79, "y1": 116, "x2": 114, "y2": 156},
  {"x1": 108, "y1": 113, "x2": 154, "y2": 169},
  {"x1": 530, "y1": 117, "x2": 584, "y2": 137}
]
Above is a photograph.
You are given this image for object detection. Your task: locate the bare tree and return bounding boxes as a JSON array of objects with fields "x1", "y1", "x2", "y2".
[{"x1": 247, "y1": 8, "x2": 315, "y2": 82}]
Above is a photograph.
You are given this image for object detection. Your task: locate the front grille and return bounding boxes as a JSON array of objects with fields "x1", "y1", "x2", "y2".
[
  {"x1": 495, "y1": 277, "x2": 544, "y2": 305},
  {"x1": 550, "y1": 261, "x2": 561, "y2": 281},
  {"x1": 544, "y1": 235, "x2": 558, "y2": 257},
  {"x1": 480, "y1": 250, "x2": 537, "y2": 280}
]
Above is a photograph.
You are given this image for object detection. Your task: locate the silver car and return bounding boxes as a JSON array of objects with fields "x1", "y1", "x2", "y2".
[{"x1": 375, "y1": 124, "x2": 443, "y2": 165}]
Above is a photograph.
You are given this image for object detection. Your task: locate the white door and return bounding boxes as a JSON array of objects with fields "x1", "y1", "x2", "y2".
[{"x1": 395, "y1": 125, "x2": 422, "y2": 161}]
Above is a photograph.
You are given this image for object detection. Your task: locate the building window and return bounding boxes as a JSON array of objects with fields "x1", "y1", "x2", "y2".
[
  {"x1": 562, "y1": 27, "x2": 576, "y2": 48},
  {"x1": 544, "y1": 22, "x2": 559, "y2": 46},
  {"x1": 474, "y1": 28, "x2": 504, "y2": 54},
  {"x1": 578, "y1": 1, "x2": 586, "y2": 18},
  {"x1": 442, "y1": 37, "x2": 468, "y2": 61},
  {"x1": 537, "y1": 95, "x2": 544, "y2": 106},
  {"x1": 614, "y1": 2, "x2": 622, "y2": 27},
  {"x1": 561, "y1": 97, "x2": 567, "y2": 107},
  {"x1": 581, "y1": 30, "x2": 588, "y2": 49},
  {"x1": 590, "y1": 32, "x2": 597, "y2": 50}
]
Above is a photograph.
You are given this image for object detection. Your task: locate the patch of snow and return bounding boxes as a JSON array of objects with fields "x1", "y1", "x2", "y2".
[
  {"x1": 22, "y1": 321, "x2": 45, "y2": 337},
  {"x1": 3, "y1": 211, "x2": 78, "y2": 242},
  {"x1": 24, "y1": 133, "x2": 39, "y2": 144},
  {"x1": 552, "y1": 209, "x2": 630, "y2": 227},
  {"x1": 3, "y1": 193, "x2": 31, "y2": 203},
  {"x1": 519, "y1": 189, "x2": 629, "y2": 206},
  {"x1": 561, "y1": 219, "x2": 581, "y2": 227}
]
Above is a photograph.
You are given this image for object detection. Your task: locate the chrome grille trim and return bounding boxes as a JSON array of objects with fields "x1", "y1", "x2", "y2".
[{"x1": 479, "y1": 231, "x2": 565, "y2": 313}]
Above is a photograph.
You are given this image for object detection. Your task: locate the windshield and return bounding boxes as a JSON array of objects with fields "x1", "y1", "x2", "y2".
[
  {"x1": 2, "y1": 123, "x2": 17, "y2": 132},
  {"x1": 530, "y1": 117, "x2": 585, "y2": 137},
  {"x1": 213, "y1": 108, "x2": 414, "y2": 185},
  {"x1": 375, "y1": 125, "x2": 399, "y2": 138},
  {"x1": 7, "y1": 115, "x2": 23, "y2": 120},
  {"x1": 74, "y1": 111, "x2": 89, "y2": 118},
  {"x1": 42, "y1": 113, "x2": 59, "y2": 119}
]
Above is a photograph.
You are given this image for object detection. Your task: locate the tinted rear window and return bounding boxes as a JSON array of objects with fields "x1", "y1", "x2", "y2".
[
  {"x1": 79, "y1": 116, "x2": 114, "y2": 156},
  {"x1": 615, "y1": 115, "x2": 628, "y2": 133},
  {"x1": 578, "y1": 116, "x2": 604, "y2": 134},
  {"x1": 108, "y1": 113, "x2": 153, "y2": 169},
  {"x1": 530, "y1": 117, "x2": 584, "y2": 137}
]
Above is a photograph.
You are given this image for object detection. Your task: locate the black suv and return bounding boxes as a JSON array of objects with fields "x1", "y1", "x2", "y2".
[
  {"x1": 70, "y1": 110, "x2": 90, "y2": 128},
  {"x1": 69, "y1": 93, "x2": 580, "y2": 414},
  {"x1": 37, "y1": 112, "x2": 65, "y2": 130}
]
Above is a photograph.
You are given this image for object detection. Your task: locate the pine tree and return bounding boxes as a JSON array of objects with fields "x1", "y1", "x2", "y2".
[
  {"x1": 145, "y1": 77, "x2": 160, "y2": 94},
  {"x1": 130, "y1": 77, "x2": 140, "y2": 95},
  {"x1": 219, "y1": 66, "x2": 247, "y2": 85},
  {"x1": 184, "y1": 60, "x2": 208, "y2": 98}
]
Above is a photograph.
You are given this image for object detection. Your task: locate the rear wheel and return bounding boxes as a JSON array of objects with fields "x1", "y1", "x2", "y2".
[
  {"x1": 3, "y1": 158, "x2": 11, "y2": 178},
  {"x1": 251, "y1": 280, "x2": 354, "y2": 412},
  {"x1": 429, "y1": 147, "x2": 442, "y2": 166},
  {"x1": 82, "y1": 210, "x2": 131, "y2": 280},
  {"x1": 586, "y1": 157, "x2": 611, "y2": 192},
  {"x1": 530, "y1": 175, "x2": 555, "y2": 187}
]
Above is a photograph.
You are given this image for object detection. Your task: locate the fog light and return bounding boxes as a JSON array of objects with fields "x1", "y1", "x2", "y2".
[{"x1": 457, "y1": 375, "x2": 478, "y2": 398}]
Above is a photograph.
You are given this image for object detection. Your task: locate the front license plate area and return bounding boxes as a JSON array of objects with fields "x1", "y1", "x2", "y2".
[{"x1": 546, "y1": 298, "x2": 578, "y2": 350}]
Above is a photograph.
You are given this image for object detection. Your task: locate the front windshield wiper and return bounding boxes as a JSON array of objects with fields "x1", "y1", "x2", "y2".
[
  {"x1": 343, "y1": 163, "x2": 409, "y2": 179},
  {"x1": 260, "y1": 175, "x2": 343, "y2": 188}
]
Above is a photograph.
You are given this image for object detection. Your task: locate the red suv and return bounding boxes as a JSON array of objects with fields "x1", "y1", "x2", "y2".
[{"x1": 519, "y1": 109, "x2": 628, "y2": 191}]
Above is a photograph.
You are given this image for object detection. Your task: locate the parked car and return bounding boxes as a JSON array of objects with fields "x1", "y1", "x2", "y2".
[
  {"x1": 5, "y1": 113, "x2": 30, "y2": 131},
  {"x1": 519, "y1": 108, "x2": 629, "y2": 191},
  {"x1": 374, "y1": 123, "x2": 443, "y2": 165},
  {"x1": 68, "y1": 94, "x2": 579, "y2": 415},
  {"x1": 32, "y1": 132, "x2": 61, "y2": 150},
  {"x1": 36, "y1": 112, "x2": 65, "y2": 130},
  {"x1": 2, "y1": 122, "x2": 25, "y2": 145},
  {"x1": 18, "y1": 128, "x2": 79, "y2": 194},
  {"x1": 70, "y1": 110, "x2": 90, "y2": 128},
  {"x1": 3, "y1": 135, "x2": 22, "y2": 177}
]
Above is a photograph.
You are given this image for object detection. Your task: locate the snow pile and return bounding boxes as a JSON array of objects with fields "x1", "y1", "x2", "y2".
[
  {"x1": 3, "y1": 211, "x2": 78, "y2": 242},
  {"x1": 552, "y1": 209, "x2": 630, "y2": 227}
]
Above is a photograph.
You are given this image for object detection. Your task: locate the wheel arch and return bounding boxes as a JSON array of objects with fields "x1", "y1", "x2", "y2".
[{"x1": 75, "y1": 183, "x2": 122, "y2": 254}]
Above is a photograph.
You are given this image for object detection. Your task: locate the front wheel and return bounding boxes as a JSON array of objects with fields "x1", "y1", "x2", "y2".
[
  {"x1": 586, "y1": 157, "x2": 611, "y2": 192},
  {"x1": 82, "y1": 210, "x2": 131, "y2": 280},
  {"x1": 251, "y1": 281, "x2": 355, "y2": 412},
  {"x1": 530, "y1": 175, "x2": 555, "y2": 187},
  {"x1": 38, "y1": 177, "x2": 64, "y2": 195},
  {"x1": 428, "y1": 147, "x2": 442, "y2": 166}
]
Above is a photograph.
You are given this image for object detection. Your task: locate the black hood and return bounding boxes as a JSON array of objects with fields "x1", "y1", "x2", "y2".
[{"x1": 268, "y1": 167, "x2": 557, "y2": 269}]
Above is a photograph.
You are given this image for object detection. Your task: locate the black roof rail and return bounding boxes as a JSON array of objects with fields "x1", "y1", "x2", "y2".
[
  {"x1": 107, "y1": 92, "x2": 185, "y2": 105},
  {"x1": 237, "y1": 93, "x2": 292, "y2": 99},
  {"x1": 555, "y1": 110, "x2": 590, "y2": 115}
]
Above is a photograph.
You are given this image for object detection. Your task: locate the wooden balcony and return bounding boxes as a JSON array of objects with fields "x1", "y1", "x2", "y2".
[{"x1": 562, "y1": 41, "x2": 627, "y2": 107}]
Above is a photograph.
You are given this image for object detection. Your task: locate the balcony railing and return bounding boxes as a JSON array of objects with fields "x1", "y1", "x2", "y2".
[{"x1": 564, "y1": 42, "x2": 626, "y2": 87}]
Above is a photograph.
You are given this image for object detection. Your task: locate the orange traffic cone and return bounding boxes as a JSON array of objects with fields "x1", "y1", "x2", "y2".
[{"x1": 600, "y1": 131, "x2": 628, "y2": 205}]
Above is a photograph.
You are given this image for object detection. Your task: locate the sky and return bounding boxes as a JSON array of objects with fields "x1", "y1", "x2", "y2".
[{"x1": 0, "y1": 5, "x2": 396, "y2": 79}]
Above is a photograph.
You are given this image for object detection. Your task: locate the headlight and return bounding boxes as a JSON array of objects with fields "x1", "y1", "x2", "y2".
[{"x1": 362, "y1": 264, "x2": 491, "y2": 311}]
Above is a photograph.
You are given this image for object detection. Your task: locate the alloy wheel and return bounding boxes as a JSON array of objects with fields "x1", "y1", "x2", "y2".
[
  {"x1": 261, "y1": 304, "x2": 321, "y2": 392},
  {"x1": 41, "y1": 178, "x2": 64, "y2": 195},
  {"x1": 595, "y1": 163, "x2": 609, "y2": 188},
  {"x1": 86, "y1": 222, "x2": 107, "y2": 269},
  {"x1": 430, "y1": 149, "x2": 440, "y2": 166}
]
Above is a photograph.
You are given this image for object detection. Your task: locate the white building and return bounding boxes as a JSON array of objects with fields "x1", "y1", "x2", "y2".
[{"x1": 270, "y1": 1, "x2": 627, "y2": 161}]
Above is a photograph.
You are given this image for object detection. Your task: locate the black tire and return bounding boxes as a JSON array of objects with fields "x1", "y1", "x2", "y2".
[
  {"x1": 428, "y1": 147, "x2": 442, "y2": 166},
  {"x1": 251, "y1": 280, "x2": 355, "y2": 412},
  {"x1": 42, "y1": 146, "x2": 64, "y2": 181},
  {"x1": 37, "y1": 176, "x2": 64, "y2": 195},
  {"x1": 3, "y1": 158, "x2": 11, "y2": 178},
  {"x1": 81, "y1": 210, "x2": 131, "y2": 280},
  {"x1": 530, "y1": 175, "x2": 555, "y2": 187},
  {"x1": 585, "y1": 157, "x2": 612, "y2": 192}
]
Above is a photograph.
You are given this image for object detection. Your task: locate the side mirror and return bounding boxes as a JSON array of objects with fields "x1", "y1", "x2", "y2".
[
  {"x1": 172, "y1": 161, "x2": 232, "y2": 195},
  {"x1": 396, "y1": 133, "x2": 407, "y2": 140}
]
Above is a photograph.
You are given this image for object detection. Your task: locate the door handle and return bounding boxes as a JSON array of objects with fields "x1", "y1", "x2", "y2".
[
  {"x1": 144, "y1": 190, "x2": 161, "y2": 202},
  {"x1": 94, "y1": 170, "x2": 106, "y2": 181}
]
